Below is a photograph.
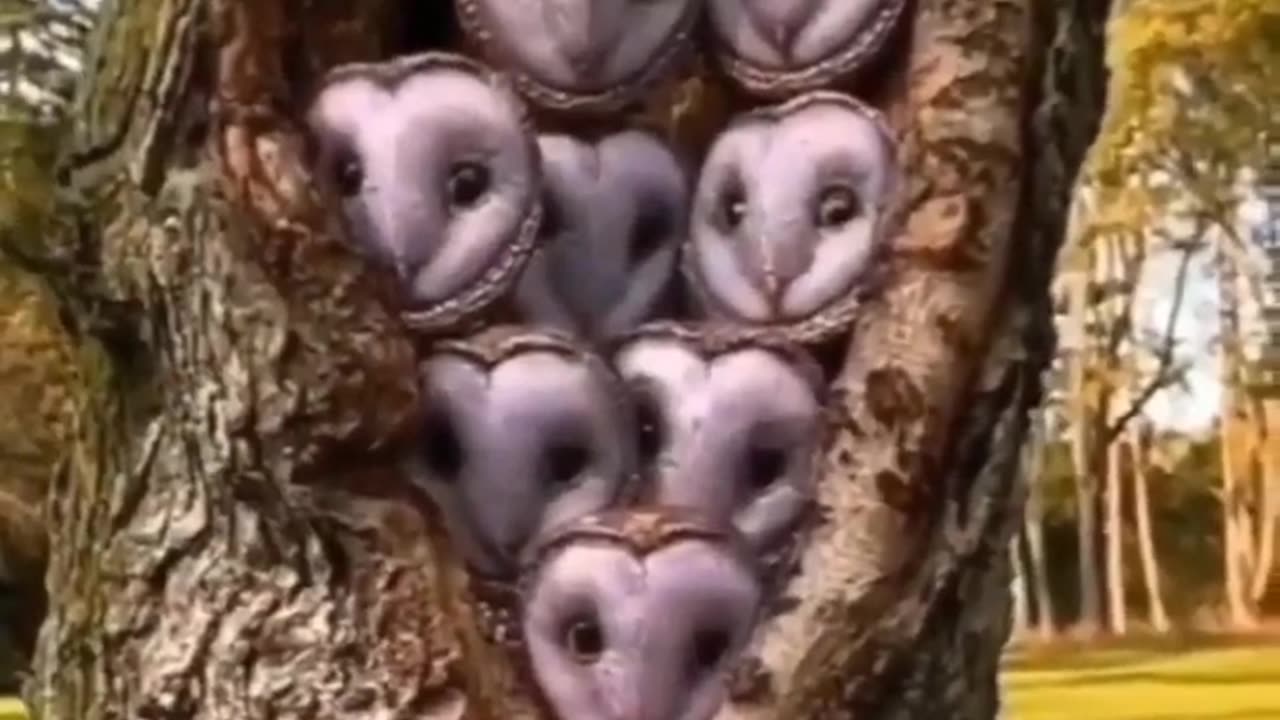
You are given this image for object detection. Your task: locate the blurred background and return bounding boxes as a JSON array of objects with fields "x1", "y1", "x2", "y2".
[{"x1": 0, "y1": 1, "x2": 1277, "y2": 719}]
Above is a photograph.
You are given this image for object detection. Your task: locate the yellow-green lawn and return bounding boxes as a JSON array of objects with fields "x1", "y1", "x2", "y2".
[
  {"x1": 1004, "y1": 641, "x2": 1280, "y2": 720},
  {"x1": 0, "y1": 698, "x2": 23, "y2": 720}
]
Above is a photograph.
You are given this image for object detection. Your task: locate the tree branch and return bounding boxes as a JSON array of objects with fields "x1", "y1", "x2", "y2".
[{"x1": 1103, "y1": 233, "x2": 1198, "y2": 443}]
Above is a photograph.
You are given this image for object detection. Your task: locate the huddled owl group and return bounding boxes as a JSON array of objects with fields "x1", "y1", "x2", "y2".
[{"x1": 304, "y1": 2, "x2": 905, "y2": 718}]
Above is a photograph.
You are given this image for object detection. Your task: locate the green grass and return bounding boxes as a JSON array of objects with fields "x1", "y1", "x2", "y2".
[
  {"x1": 0, "y1": 698, "x2": 25, "y2": 720},
  {"x1": 1003, "y1": 641, "x2": 1280, "y2": 720}
]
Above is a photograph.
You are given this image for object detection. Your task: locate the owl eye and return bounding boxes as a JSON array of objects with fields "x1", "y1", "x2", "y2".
[
  {"x1": 745, "y1": 445, "x2": 787, "y2": 491},
  {"x1": 718, "y1": 184, "x2": 747, "y2": 231},
  {"x1": 631, "y1": 390, "x2": 665, "y2": 465},
  {"x1": 816, "y1": 185, "x2": 862, "y2": 229},
  {"x1": 628, "y1": 208, "x2": 669, "y2": 265},
  {"x1": 333, "y1": 153, "x2": 363, "y2": 197},
  {"x1": 689, "y1": 627, "x2": 733, "y2": 674},
  {"x1": 543, "y1": 440, "x2": 590, "y2": 487},
  {"x1": 447, "y1": 161, "x2": 491, "y2": 209},
  {"x1": 539, "y1": 193, "x2": 564, "y2": 239},
  {"x1": 421, "y1": 411, "x2": 465, "y2": 479},
  {"x1": 563, "y1": 614, "x2": 606, "y2": 663}
]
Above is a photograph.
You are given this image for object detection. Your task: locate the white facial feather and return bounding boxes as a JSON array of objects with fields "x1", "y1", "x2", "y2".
[
  {"x1": 458, "y1": 0, "x2": 699, "y2": 109},
  {"x1": 407, "y1": 343, "x2": 632, "y2": 576},
  {"x1": 688, "y1": 92, "x2": 898, "y2": 325},
  {"x1": 707, "y1": 0, "x2": 907, "y2": 95},
  {"x1": 523, "y1": 536, "x2": 761, "y2": 720},
  {"x1": 515, "y1": 130, "x2": 687, "y2": 342},
  {"x1": 306, "y1": 54, "x2": 538, "y2": 309},
  {"x1": 613, "y1": 332, "x2": 823, "y2": 551}
]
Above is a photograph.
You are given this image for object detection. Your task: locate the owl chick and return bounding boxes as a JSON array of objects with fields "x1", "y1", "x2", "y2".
[
  {"x1": 686, "y1": 91, "x2": 899, "y2": 342},
  {"x1": 405, "y1": 327, "x2": 635, "y2": 577},
  {"x1": 456, "y1": 0, "x2": 701, "y2": 113},
  {"x1": 520, "y1": 507, "x2": 762, "y2": 720},
  {"x1": 515, "y1": 130, "x2": 688, "y2": 343},
  {"x1": 611, "y1": 322, "x2": 826, "y2": 553},
  {"x1": 305, "y1": 52, "x2": 542, "y2": 331},
  {"x1": 707, "y1": 0, "x2": 908, "y2": 97}
]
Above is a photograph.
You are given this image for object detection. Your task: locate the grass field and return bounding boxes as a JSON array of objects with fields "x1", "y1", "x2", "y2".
[
  {"x1": 1003, "y1": 639, "x2": 1280, "y2": 720},
  {"x1": 2, "y1": 642, "x2": 1278, "y2": 719},
  {"x1": 0, "y1": 698, "x2": 24, "y2": 720}
]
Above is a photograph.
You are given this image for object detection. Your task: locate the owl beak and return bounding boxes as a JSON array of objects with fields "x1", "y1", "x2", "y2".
[
  {"x1": 394, "y1": 258, "x2": 419, "y2": 283},
  {"x1": 771, "y1": 25, "x2": 799, "y2": 61},
  {"x1": 762, "y1": 270, "x2": 785, "y2": 310},
  {"x1": 548, "y1": 4, "x2": 607, "y2": 73}
]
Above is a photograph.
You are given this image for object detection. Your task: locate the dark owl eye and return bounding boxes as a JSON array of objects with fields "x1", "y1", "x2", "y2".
[
  {"x1": 544, "y1": 441, "x2": 590, "y2": 487},
  {"x1": 633, "y1": 393, "x2": 665, "y2": 464},
  {"x1": 816, "y1": 185, "x2": 861, "y2": 228},
  {"x1": 333, "y1": 154, "x2": 363, "y2": 197},
  {"x1": 690, "y1": 627, "x2": 732, "y2": 673},
  {"x1": 421, "y1": 412, "x2": 465, "y2": 479},
  {"x1": 718, "y1": 184, "x2": 746, "y2": 231},
  {"x1": 563, "y1": 615, "x2": 605, "y2": 663},
  {"x1": 628, "y1": 208, "x2": 669, "y2": 265},
  {"x1": 539, "y1": 193, "x2": 564, "y2": 239},
  {"x1": 447, "y1": 161, "x2": 491, "y2": 209},
  {"x1": 745, "y1": 445, "x2": 787, "y2": 490}
]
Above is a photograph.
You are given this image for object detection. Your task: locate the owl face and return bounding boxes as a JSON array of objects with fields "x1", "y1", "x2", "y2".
[
  {"x1": 457, "y1": 0, "x2": 701, "y2": 112},
  {"x1": 306, "y1": 53, "x2": 541, "y2": 328},
  {"x1": 405, "y1": 329, "x2": 635, "y2": 577},
  {"x1": 687, "y1": 92, "x2": 898, "y2": 334},
  {"x1": 521, "y1": 508, "x2": 762, "y2": 720},
  {"x1": 707, "y1": 0, "x2": 908, "y2": 96},
  {"x1": 611, "y1": 323, "x2": 825, "y2": 552},
  {"x1": 515, "y1": 130, "x2": 688, "y2": 342}
]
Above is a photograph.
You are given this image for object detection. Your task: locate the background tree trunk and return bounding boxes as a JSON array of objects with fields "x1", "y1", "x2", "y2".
[
  {"x1": 1010, "y1": 536, "x2": 1032, "y2": 638},
  {"x1": 1071, "y1": 423, "x2": 1105, "y2": 634},
  {"x1": 1025, "y1": 483, "x2": 1057, "y2": 640},
  {"x1": 1248, "y1": 397, "x2": 1278, "y2": 605},
  {"x1": 1129, "y1": 423, "x2": 1170, "y2": 633},
  {"x1": 1022, "y1": 410, "x2": 1057, "y2": 639},
  {"x1": 7, "y1": 0, "x2": 1112, "y2": 718},
  {"x1": 1104, "y1": 432, "x2": 1127, "y2": 635}
]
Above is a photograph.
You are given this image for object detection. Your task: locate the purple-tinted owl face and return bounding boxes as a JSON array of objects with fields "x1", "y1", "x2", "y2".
[{"x1": 306, "y1": 54, "x2": 539, "y2": 313}]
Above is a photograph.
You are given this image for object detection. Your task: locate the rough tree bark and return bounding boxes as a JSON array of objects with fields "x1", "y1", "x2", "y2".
[{"x1": 3, "y1": 0, "x2": 1110, "y2": 718}]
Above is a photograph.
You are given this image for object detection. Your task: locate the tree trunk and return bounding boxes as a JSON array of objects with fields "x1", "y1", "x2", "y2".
[
  {"x1": 1221, "y1": 396, "x2": 1261, "y2": 629},
  {"x1": 4, "y1": 0, "x2": 1111, "y2": 718},
  {"x1": 1129, "y1": 424, "x2": 1169, "y2": 633},
  {"x1": 1070, "y1": 423, "x2": 1104, "y2": 634},
  {"x1": 1022, "y1": 412, "x2": 1056, "y2": 639},
  {"x1": 1248, "y1": 397, "x2": 1279, "y2": 605},
  {"x1": 1009, "y1": 536, "x2": 1031, "y2": 638},
  {"x1": 1024, "y1": 481, "x2": 1057, "y2": 640},
  {"x1": 1104, "y1": 435, "x2": 1126, "y2": 635}
]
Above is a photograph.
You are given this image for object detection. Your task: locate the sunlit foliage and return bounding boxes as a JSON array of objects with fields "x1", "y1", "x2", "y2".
[{"x1": 1087, "y1": 0, "x2": 1280, "y2": 240}]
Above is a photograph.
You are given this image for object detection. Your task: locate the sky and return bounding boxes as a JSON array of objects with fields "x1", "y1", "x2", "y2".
[{"x1": 1133, "y1": 247, "x2": 1223, "y2": 435}]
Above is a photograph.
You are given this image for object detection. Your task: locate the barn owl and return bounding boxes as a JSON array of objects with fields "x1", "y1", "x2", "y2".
[
  {"x1": 685, "y1": 91, "x2": 899, "y2": 342},
  {"x1": 515, "y1": 130, "x2": 688, "y2": 343},
  {"x1": 520, "y1": 507, "x2": 762, "y2": 720},
  {"x1": 456, "y1": 0, "x2": 701, "y2": 112},
  {"x1": 305, "y1": 52, "x2": 543, "y2": 332},
  {"x1": 706, "y1": 0, "x2": 908, "y2": 97},
  {"x1": 610, "y1": 322, "x2": 826, "y2": 553},
  {"x1": 404, "y1": 327, "x2": 636, "y2": 577}
]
